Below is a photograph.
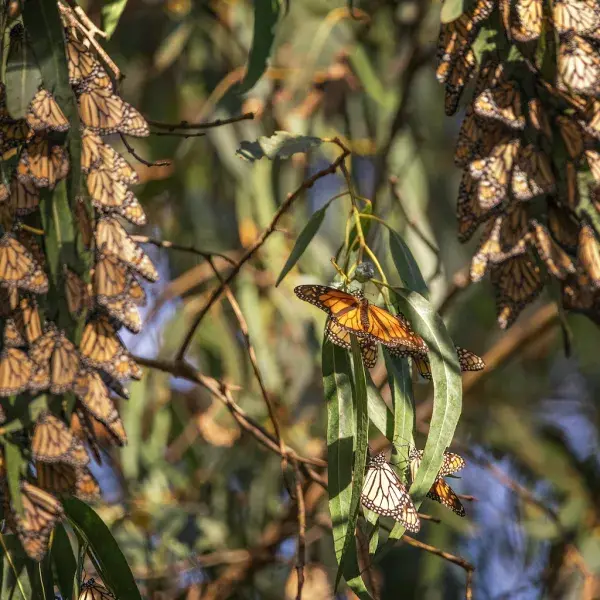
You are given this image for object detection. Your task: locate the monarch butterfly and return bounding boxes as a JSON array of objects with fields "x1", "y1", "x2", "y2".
[
  {"x1": 470, "y1": 207, "x2": 529, "y2": 282},
  {"x1": 361, "y1": 452, "x2": 420, "y2": 532},
  {"x1": 562, "y1": 271, "x2": 596, "y2": 311},
  {"x1": 469, "y1": 138, "x2": 520, "y2": 210},
  {"x1": 585, "y1": 150, "x2": 600, "y2": 184},
  {"x1": 457, "y1": 171, "x2": 496, "y2": 243},
  {"x1": 557, "y1": 33, "x2": 600, "y2": 96},
  {"x1": 70, "y1": 409, "x2": 103, "y2": 464},
  {"x1": 0, "y1": 347, "x2": 34, "y2": 395},
  {"x1": 98, "y1": 295, "x2": 142, "y2": 334},
  {"x1": 25, "y1": 89, "x2": 69, "y2": 132},
  {"x1": 557, "y1": 116, "x2": 584, "y2": 159},
  {"x1": 32, "y1": 412, "x2": 89, "y2": 467},
  {"x1": 81, "y1": 129, "x2": 139, "y2": 184},
  {"x1": 10, "y1": 175, "x2": 40, "y2": 215},
  {"x1": 0, "y1": 233, "x2": 48, "y2": 293},
  {"x1": 527, "y1": 98, "x2": 552, "y2": 139},
  {"x1": 548, "y1": 202, "x2": 580, "y2": 250},
  {"x1": 294, "y1": 285, "x2": 428, "y2": 354},
  {"x1": 491, "y1": 253, "x2": 543, "y2": 328},
  {"x1": 4, "y1": 296, "x2": 43, "y2": 347},
  {"x1": 103, "y1": 351, "x2": 143, "y2": 382},
  {"x1": 36, "y1": 461, "x2": 77, "y2": 495},
  {"x1": 0, "y1": 118, "x2": 33, "y2": 152},
  {"x1": 110, "y1": 191, "x2": 147, "y2": 226},
  {"x1": 95, "y1": 217, "x2": 159, "y2": 282},
  {"x1": 409, "y1": 447, "x2": 466, "y2": 516},
  {"x1": 128, "y1": 277, "x2": 147, "y2": 307},
  {"x1": 16, "y1": 228, "x2": 46, "y2": 270},
  {"x1": 582, "y1": 99, "x2": 600, "y2": 139},
  {"x1": 529, "y1": 220, "x2": 576, "y2": 279},
  {"x1": 79, "y1": 578, "x2": 116, "y2": 600},
  {"x1": 86, "y1": 165, "x2": 132, "y2": 208},
  {"x1": 79, "y1": 315, "x2": 125, "y2": 368},
  {"x1": 325, "y1": 317, "x2": 378, "y2": 368},
  {"x1": 16, "y1": 135, "x2": 70, "y2": 189},
  {"x1": 474, "y1": 79, "x2": 526, "y2": 130},
  {"x1": 512, "y1": 144, "x2": 555, "y2": 200},
  {"x1": 29, "y1": 326, "x2": 81, "y2": 394},
  {"x1": 509, "y1": 0, "x2": 543, "y2": 41},
  {"x1": 66, "y1": 35, "x2": 103, "y2": 86},
  {"x1": 76, "y1": 78, "x2": 149, "y2": 137},
  {"x1": 444, "y1": 48, "x2": 477, "y2": 116},
  {"x1": 93, "y1": 250, "x2": 131, "y2": 300},
  {"x1": 64, "y1": 266, "x2": 92, "y2": 317},
  {"x1": 578, "y1": 223, "x2": 600, "y2": 288},
  {"x1": 454, "y1": 109, "x2": 506, "y2": 168},
  {"x1": 74, "y1": 369, "x2": 128, "y2": 446},
  {"x1": 390, "y1": 346, "x2": 485, "y2": 379},
  {"x1": 74, "y1": 198, "x2": 94, "y2": 249},
  {"x1": 6, "y1": 481, "x2": 64, "y2": 561},
  {"x1": 553, "y1": 0, "x2": 600, "y2": 38}
]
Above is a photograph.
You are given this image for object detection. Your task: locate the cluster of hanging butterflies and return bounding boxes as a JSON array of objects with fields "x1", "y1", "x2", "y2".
[
  {"x1": 0, "y1": 15, "x2": 155, "y2": 562},
  {"x1": 437, "y1": 0, "x2": 600, "y2": 328},
  {"x1": 294, "y1": 285, "x2": 485, "y2": 375},
  {"x1": 360, "y1": 448, "x2": 466, "y2": 532}
]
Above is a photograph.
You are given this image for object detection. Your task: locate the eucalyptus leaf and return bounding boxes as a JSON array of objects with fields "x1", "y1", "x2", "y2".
[
  {"x1": 440, "y1": 0, "x2": 465, "y2": 23},
  {"x1": 236, "y1": 131, "x2": 323, "y2": 162},
  {"x1": 101, "y1": 0, "x2": 129, "y2": 38},
  {"x1": 51, "y1": 524, "x2": 76, "y2": 600},
  {"x1": 5, "y1": 441, "x2": 24, "y2": 517},
  {"x1": 389, "y1": 230, "x2": 429, "y2": 299}
]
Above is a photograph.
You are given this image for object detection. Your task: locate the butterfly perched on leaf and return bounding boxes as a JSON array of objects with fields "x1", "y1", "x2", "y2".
[
  {"x1": 361, "y1": 452, "x2": 420, "y2": 532},
  {"x1": 389, "y1": 346, "x2": 485, "y2": 379},
  {"x1": 529, "y1": 220, "x2": 576, "y2": 280},
  {"x1": 409, "y1": 447, "x2": 466, "y2": 516},
  {"x1": 4, "y1": 296, "x2": 43, "y2": 347},
  {"x1": 0, "y1": 347, "x2": 35, "y2": 396},
  {"x1": 0, "y1": 233, "x2": 48, "y2": 294},
  {"x1": 325, "y1": 316, "x2": 378, "y2": 368},
  {"x1": 25, "y1": 89, "x2": 69, "y2": 132},
  {"x1": 294, "y1": 285, "x2": 428, "y2": 355},
  {"x1": 557, "y1": 33, "x2": 600, "y2": 96},
  {"x1": 16, "y1": 134, "x2": 70, "y2": 189},
  {"x1": 36, "y1": 462, "x2": 100, "y2": 502},
  {"x1": 81, "y1": 129, "x2": 139, "y2": 184}
]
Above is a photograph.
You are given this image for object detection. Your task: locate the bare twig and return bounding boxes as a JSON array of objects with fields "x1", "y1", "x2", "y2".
[
  {"x1": 148, "y1": 112, "x2": 255, "y2": 131},
  {"x1": 207, "y1": 255, "x2": 288, "y2": 475},
  {"x1": 437, "y1": 266, "x2": 471, "y2": 317},
  {"x1": 292, "y1": 460, "x2": 306, "y2": 600},
  {"x1": 130, "y1": 235, "x2": 237, "y2": 266},
  {"x1": 57, "y1": 2, "x2": 121, "y2": 79},
  {"x1": 175, "y1": 139, "x2": 351, "y2": 361},
  {"x1": 119, "y1": 134, "x2": 171, "y2": 167},
  {"x1": 402, "y1": 535, "x2": 475, "y2": 599},
  {"x1": 151, "y1": 131, "x2": 206, "y2": 138},
  {"x1": 132, "y1": 356, "x2": 327, "y2": 480}
]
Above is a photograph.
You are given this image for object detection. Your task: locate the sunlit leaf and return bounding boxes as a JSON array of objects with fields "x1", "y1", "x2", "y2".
[
  {"x1": 236, "y1": 132, "x2": 323, "y2": 162},
  {"x1": 101, "y1": 0, "x2": 129, "y2": 38},
  {"x1": 441, "y1": 0, "x2": 465, "y2": 23},
  {"x1": 389, "y1": 230, "x2": 429, "y2": 299}
]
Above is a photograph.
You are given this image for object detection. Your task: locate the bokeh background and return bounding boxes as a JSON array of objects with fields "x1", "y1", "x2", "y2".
[{"x1": 77, "y1": 0, "x2": 600, "y2": 597}]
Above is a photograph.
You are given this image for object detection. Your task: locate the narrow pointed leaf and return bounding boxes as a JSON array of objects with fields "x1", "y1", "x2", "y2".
[
  {"x1": 51, "y1": 524, "x2": 76, "y2": 600},
  {"x1": 389, "y1": 230, "x2": 429, "y2": 299},
  {"x1": 101, "y1": 0, "x2": 129, "y2": 37}
]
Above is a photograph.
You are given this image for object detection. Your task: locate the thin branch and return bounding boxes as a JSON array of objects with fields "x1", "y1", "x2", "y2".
[
  {"x1": 129, "y1": 235, "x2": 238, "y2": 266},
  {"x1": 175, "y1": 138, "x2": 350, "y2": 361},
  {"x1": 148, "y1": 112, "x2": 255, "y2": 131},
  {"x1": 132, "y1": 357, "x2": 327, "y2": 477},
  {"x1": 292, "y1": 460, "x2": 306, "y2": 600},
  {"x1": 207, "y1": 255, "x2": 288, "y2": 475},
  {"x1": 437, "y1": 266, "x2": 472, "y2": 317},
  {"x1": 119, "y1": 134, "x2": 171, "y2": 167},
  {"x1": 57, "y1": 2, "x2": 121, "y2": 80},
  {"x1": 402, "y1": 535, "x2": 475, "y2": 599},
  {"x1": 150, "y1": 131, "x2": 206, "y2": 138}
]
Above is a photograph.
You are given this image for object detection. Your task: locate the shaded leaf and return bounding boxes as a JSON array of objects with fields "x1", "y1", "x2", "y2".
[
  {"x1": 101, "y1": 0, "x2": 129, "y2": 38},
  {"x1": 276, "y1": 196, "x2": 337, "y2": 286},
  {"x1": 441, "y1": 0, "x2": 465, "y2": 24},
  {"x1": 0, "y1": 534, "x2": 33, "y2": 600},
  {"x1": 389, "y1": 230, "x2": 429, "y2": 299},
  {"x1": 236, "y1": 132, "x2": 322, "y2": 162},
  {"x1": 5, "y1": 440, "x2": 24, "y2": 517},
  {"x1": 51, "y1": 524, "x2": 76, "y2": 600},
  {"x1": 235, "y1": 0, "x2": 280, "y2": 95},
  {"x1": 63, "y1": 498, "x2": 142, "y2": 600}
]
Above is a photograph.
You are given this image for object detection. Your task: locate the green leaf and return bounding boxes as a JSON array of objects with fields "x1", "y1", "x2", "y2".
[
  {"x1": 4, "y1": 441, "x2": 24, "y2": 517},
  {"x1": 276, "y1": 196, "x2": 337, "y2": 286},
  {"x1": 365, "y1": 370, "x2": 394, "y2": 440},
  {"x1": 322, "y1": 340, "x2": 373, "y2": 600},
  {"x1": 440, "y1": 0, "x2": 465, "y2": 23},
  {"x1": 63, "y1": 498, "x2": 142, "y2": 600},
  {"x1": 235, "y1": 0, "x2": 279, "y2": 95},
  {"x1": 384, "y1": 349, "x2": 414, "y2": 475},
  {"x1": 5, "y1": 25, "x2": 43, "y2": 119},
  {"x1": 51, "y1": 524, "x2": 76, "y2": 600},
  {"x1": 236, "y1": 131, "x2": 322, "y2": 162},
  {"x1": 389, "y1": 230, "x2": 429, "y2": 299},
  {"x1": 334, "y1": 336, "x2": 370, "y2": 594},
  {"x1": 388, "y1": 289, "x2": 462, "y2": 539},
  {"x1": 101, "y1": 0, "x2": 129, "y2": 38},
  {"x1": 0, "y1": 533, "x2": 33, "y2": 600}
]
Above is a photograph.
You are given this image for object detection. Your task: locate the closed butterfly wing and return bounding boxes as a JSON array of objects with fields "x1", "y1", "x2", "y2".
[
  {"x1": 75, "y1": 468, "x2": 101, "y2": 502},
  {"x1": 578, "y1": 223, "x2": 600, "y2": 288},
  {"x1": 361, "y1": 452, "x2": 420, "y2": 532},
  {"x1": 26, "y1": 89, "x2": 69, "y2": 132},
  {"x1": 510, "y1": 0, "x2": 543, "y2": 41},
  {"x1": 0, "y1": 233, "x2": 47, "y2": 293},
  {"x1": 80, "y1": 316, "x2": 125, "y2": 369},
  {"x1": 427, "y1": 478, "x2": 466, "y2": 516},
  {"x1": 87, "y1": 166, "x2": 131, "y2": 208},
  {"x1": 512, "y1": 144, "x2": 555, "y2": 200},
  {"x1": 474, "y1": 80, "x2": 525, "y2": 129},
  {"x1": 66, "y1": 34, "x2": 102, "y2": 85},
  {"x1": 81, "y1": 129, "x2": 138, "y2": 183},
  {"x1": 94, "y1": 250, "x2": 131, "y2": 300},
  {"x1": 77, "y1": 79, "x2": 124, "y2": 135},
  {"x1": 32, "y1": 412, "x2": 89, "y2": 466},
  {"x1": 0, "y1": 348, "x2": 34, "y2": 395},
  {"x1": 558, "y1": 33, "x2": 600, "y2": 95},
  {"x1": 10, "y1": 176, "x2": 39, "y2": 215},
  {"x1": 36, "y1": 461, "x2": 77, "y2": 495},
  {"x1": 50, "y1": 332, "x2": 81, "y2": 394},
  {"x1": 17, "y1": 135, "x2": 69, "y2": 189},
  {"x1": 11, "y1": 296, "x2": 43, "y2": 345},
  {"x1": 530, "y1": 220, "x2": 576, "y2": 279},
  {"x1": 79, "y1": 578, "x2": 116, "y2": 600},
  {"x1": 64, "y1": 266, "x2": 91, "y2": 317},
  {"x1": 456, "y1": 347, "x2": 486, "y2": 374},
  {"x1": 74, "y1": 198, "x2": 94, "y2": 249},
  {"x1": 7, "y1": 481, "x2": 64, "y2": 561},
  {"x1": 98, "y1": 295, "x2": 142, "y2": 333}
]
